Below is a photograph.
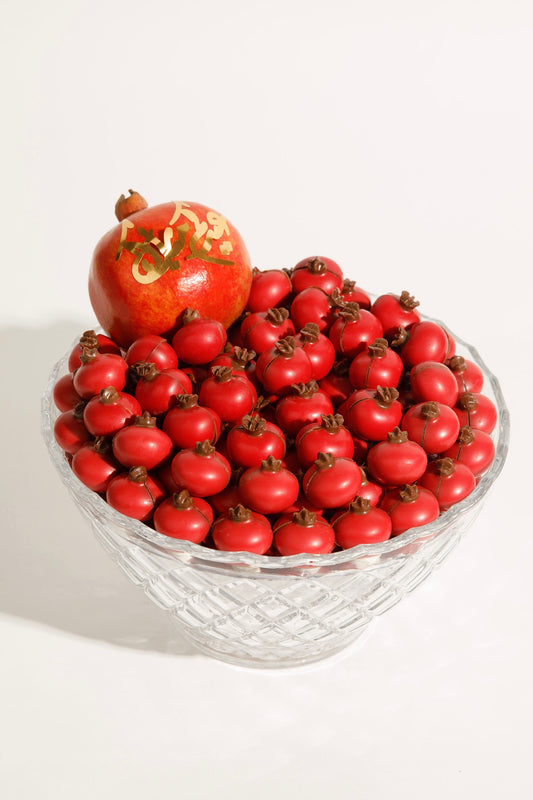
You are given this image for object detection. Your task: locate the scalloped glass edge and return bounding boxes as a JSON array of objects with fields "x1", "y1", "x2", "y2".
[{"x1": 41, "y1": 309, "x2": 510, "y2": 573}]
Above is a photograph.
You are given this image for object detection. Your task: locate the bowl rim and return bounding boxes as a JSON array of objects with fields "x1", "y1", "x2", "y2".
[{"x1": 41, "y1": 310, "x2": 510, "y2": 571}]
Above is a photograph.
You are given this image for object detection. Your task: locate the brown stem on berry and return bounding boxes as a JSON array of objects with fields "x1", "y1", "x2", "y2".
[
  {"x1": 231, "y1": 346, "x2": 256, "y2": 367},
  {"x1": 254, "y1": 395, "x2": 272, "y2": 413},
  {"x1": 129, "y1": 465, "x2": 148, "y2": 483},
  {"x1": 315, "y1": 451, "x2": 336, "y2": 469},
  {"x1": 252, "y1": 266, "x2": 260, "y2": 277},
  {"x1": 359, "y1": 465, "x2": 369, "y2": 483},
  {"x1": 182, "y1": 308, "x2": 201, "y2": 324},
  {"x1": 194, "y1": 440, "x2": 216, "y2": 456},
  {"x1": 79, "y1": 345, "x2": 99, "y2": 364},
  {"x1": 421, "y1": 401, "x2": 440, "y2": 419},
  {"x1": 293, "y1": 508, "x2": 317, "y2": 526},
  {"x1": 348, "y1": 497, "x2": 372, "y2": 514},
  {"x1": 291, "y1": 380, "x2": 319, "y2": 398},
  {"x1": 338, "y1": 302, "x2": 360, "y2": 322},
  {"x1": 456, "y1": 392, "x2": 478, "y2": 411},
  {"x1": 305, "y1": 257, "x2": 327, "y2": 274},
  {"x1": 398, "y1": 291, "x2": 420, "y2": 310},
  {"x1": 399, "y1": 484, "x2": 419, "y2": 503},
  {"x1": 136, "y1": 411, "x2": 157, "y2": 428},
  {"x1": 114, "y1": 190, "x2": 148, "y2": 221},
  {"x1": 458, "y1": 425, "x2": 475, "y2": 445},
  {"x1": 99, "y1": 386, "x2": 121, "y2": 405},
  {"x1": 211, "y1": 365, "x2": 233, "y2": 382},
  {"x1": 261, "y1": 455, "x2": 282, "y2": 471},
  {"x1": 79, "y1": 330, "x2": 99, "y2": 350},
  {"x1": 298, "y1": 323, "x2": 320, "y2": 344},
  {"x1": 133, "y1": 362, "x2": 159, "y2": 381},
  {"x1": 368, "y1": 338, "x2": 389, "y2": 359},
  {"x1": 172, "y1": 490, "x2": 194, "y2": 509},
  {"x1": 387, "y1": 427, "x2": 408, "y2": 444},
  {"x1": 390, "y1": 327, "x2": 409, "y2": 348},
  {"x1": 240, "y1": 415, "x2": 267, "y2": 435},
  {"x1": 93, "y1": 436, "x2": 111, "y2": 454},
  {"x1": 342, "y1": 279, "x2": 356, "y2": 293},
  {"x1": 73, "y1": 400, "x2": 86, "y2": 419},
  {"x1": 374, "y1": 386, "x2": 400, "y2": 408},
  {"x1": 434, "y1": 458, "x2": 456, "y2": 476},
  {"x1": 320, "y1": 413, "x2": 345, "y2": 432},
  {"x1": 228, "y1": 504, "x2": 252, "y2": 522},
  {"x1": 274, "y1": 337, "x2": 297, "y2": 357},
  {"x1": 176, "y1": 393, "x2": 199, "y2": 409},
  {"x1": 329, "y1": 288, "x2": 346, "y2": 310},
  {"x1": 447, "y1": 355, "x2": 466, "y2": 374},
  {"x1": 266, "y1": 308, "x2": 290, "y2": 325}
]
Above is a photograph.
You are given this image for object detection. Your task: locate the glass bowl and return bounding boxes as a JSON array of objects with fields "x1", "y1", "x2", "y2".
[{"x1": 41, "y1": 317, "x2": 509, "y2": 669}]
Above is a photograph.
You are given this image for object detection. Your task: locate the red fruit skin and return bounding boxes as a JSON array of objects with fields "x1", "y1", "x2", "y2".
[
  {"x1": 442, "y1": 427, "x2": 495, "y2": 478},
  {"x1": 112, "y1": 424, "x2": 173, "y2": 470},
  {"x1": 171, "y1": 447, "x2": 231, "y2": 497},
  {"x1": 53, "y1": 373, "x2": 82, "y2": 412},
  {"x1": 294, "y1": 330, "x2": 336, "y2": 381},
  {"x1": 68, "y1": 334, "x2": 121, "y2": 372},
  {"x1": 340, "y1": 281, "x2": 371, "y2": 310},
  {"x1": 420, "y1": 462, "x2": 476, "y2": 510},
  {"x1": 255, "y1": 345, "x2": 313, "y2": 396},
  {"x1": 328, "y1": 309, "x2": 383, "y2": 359},
  {"x1": 240, "y1": 310, "x2": 295, "y2": 354},
  {"x1": 199, "y1": 371, "x2": 257, "y2": 424},
  {"x1": 273, "y1": 514, "x2": 335, "y2": 556},
  {"x1": 295, "y1": 419, "x2": 354, "y2": 468},
  {"x1": 246, "y1": 268, "x2": 293, "y2": 313},
  {"x1": 134, "y1": 368, "x2": 193, "y2": 416},
  {"x1": 402, "y1": 402, "x2": 460, "y2": 454},
  {"x1": 171, "y1": 316, "x2": 227, "y2": 365},
  {"x1": 302, "y1": 456, "x2": 362, "y2": 508},
  {"x1": 410, "y1": 361, "x2": 459, "y2": 407},
  {"x1": 343, "y1": 389, "x2": 404, "y2": 442},
  {"x1": 447, "y1": 357, "x2": 484, "y2": 393},
  {"x1": 348, "y1": 345, "x2": 404, "y2": 390},
  {"x1": 370, "y1": 293, "x2": 421, "y2": 340},
  {"x1": 89, "y1": 200, "x2": 253, "y2": 347},
  {"x1": 238, "y1": 464, "x2": 300, "y2": 515},
  {"x1": 332, "y1": 505, "x2": 392, "y2": 548},
  {"x1": 226, "y1": 420, "x2": 286, "y2": 468},
  {"x1": 400, "y1": 321, "x2": 451, "y2": 367},
  {"x1": 291, "y1": 256, "x2": 343, "y2": 295},
  {"x1": 211, "y1": 511, "x2": 273, "y2": 555},
  {"x1": 366, "y1": 437, "x2": 428, "y2": 486},
  {"x1": 358, "y1": 468, "x2": 384, "y2": 506},
  {"x1": 162, "y1": 402, "x2": 221, "y2": 449},
  {"x1": 83, "y1": 389, "x2": 142, "y2": 436},
  {"x1": 125, "y1": 335, "x2": 179, "y2": 371},
  {"x1": 290, "y1": 287, "x2": 335, "y2": 332},
  {"x1": 379, "y1": 486, "x2": 440, "y2": 536},
  {"x1": 73, "y1": 353, "x2": 129, "y2": 400},
  {"x1": 318, "y1": 363, "x2": 353, "y2": 408},
  {"x1": 206, "y1": 481, "x2": 243, "y2": 515},
  {"x1": 153, "y1": 495, "x2": 213, "y2": 542},
  {"x1": 106, "y1": 471, "x2": 165, "y2": 521},
  {"x1": 71, "y1": 441, "x2": 118, "y2": 493},
  {"x1": 54, "y1": 407, "x2": 92, "y2": 454},
  {"x1": 454, "y1": 393, "x2": 497, "y2": 434},
  {"x1": 275, "y1": 389, "x2": 334, "y2": 437}
]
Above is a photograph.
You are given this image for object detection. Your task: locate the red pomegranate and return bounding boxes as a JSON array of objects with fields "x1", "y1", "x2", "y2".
[{"x1": 89, "y1": 191, "x2": 253, "y2": 347}]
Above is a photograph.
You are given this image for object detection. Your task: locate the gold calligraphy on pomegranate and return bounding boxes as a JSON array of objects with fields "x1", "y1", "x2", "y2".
[{"x1": 117, "y1": 202, "x2": 235, "y2": 285}]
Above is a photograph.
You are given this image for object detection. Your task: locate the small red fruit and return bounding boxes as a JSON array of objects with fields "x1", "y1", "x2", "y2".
[
  {"x1": 302, "y1": 451, "x2": 362, "y2": 509},
  {"x1": 348, "y1": 337, "x2": 404, "y2": 390},
  {"x1": 273, "y1": 508, "x2": 335, "y2": 556},
  {"x1": 153, "y1": 489, "x2": 213, "y2": 543},
  {"x1": 53, "y1": 401, "x2": 91, "y2": 454},
  {"x1": 125, "y1": 334, "x2": 179, "y2": 371},
  {"x1": 399, "y1": 320, "x2": 454, "y2": 367},
  {"x1": 401, "y1": 400, "x2": 460, "y2": 454},
  {"x1": 370, "y1": 290, "x2": 421, "y2": 340},
  {"x1": 133, "y1": 361, "x2": 193, "y2": 416},
  {"x1": 162, "y1": 393, "x2": 221, "y2": 449},
  {"x1": 106, "y1": 465, "x2": 165, "y2": 521},
  {"x1": 71, "y1": 436, "x2": 119, "y2": 493},
  {"x1": 171, "y1": 307, "x2": 227, "y2": 365},
  {"x1": 170, "y1": 440, "x2": 231, "y2": 497},
  {"x1": 226, "y1": 415, "x2": 286, "y2": 468},
  {"x1": 291, "y1": 256, "x2": 343, "y2": 295},
  {"x1": 293, "y1": 322, "x2": 336, "y2": 380},
  {"x1": 410, "y1": 361, "x2": 459, "y2": 407},
  {"x1": 83, "y1": 385, "x2": 142, "y2": 436},
  {"x1": 240, "y1": 307, "x2": 295, "y2": 354},
  {"x1": 379, "y1": 483, "x2": 440, "y2": 536},
  {"x1": 295, "y1": 413, "x2": 354, "y2": 468},
  {"x1": 275, "y1": 380, "x2": 334, "y2": 436},
  {"x1": 199, "y1": 366, "x2": 257, "y2": 424},
  {"x1": 366, "y1": 427, "x2": 428, "y2": 486},
  {"x1": 343, "y1": 386, "x2": 403, "y2": 442},
  {"x1": 53, "y1": 373, "x2": 82, "y2": 412},
  {"x1": 238, "y1": 455, "x2": 300, "y2": 515},
  {"x1": 211, "y1": 504, "x2": 273, "y2": 555},
  {"x1": 328, "y1": 303, "x2": 383, "y2": 359},
  {"x1": 454, "y1": 392, "x2": 497, "y2": 434},
  {"x1": 442, "y1": 425, "x2": 495, "y2": 478},
  {"x1": 112, "y1": 411, "x2": 173, "y2": 470},
  {"x1": 255, "y1": 336, "x2": 313, "y2": 396},
  {"x1": 68, "y1": 330, "x2": 121, "y2": 372},
  {"x1": 73, "y1": 346, "x2": 128, "y2": 400},
  {"x1": 332, "y1": 496, "x2": 392, "y2": 547},
  {"x1": 246, "y1": 267, "x2": 293, "y2": 313},
  {"x1": 446, "y1": 355, "x2": 484, "y2": 394},
  {"x1": 420, "y1": 457, "x2": 476, "y2": 510}
]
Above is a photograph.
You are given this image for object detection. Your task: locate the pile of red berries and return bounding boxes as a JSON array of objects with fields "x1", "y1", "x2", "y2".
[{"x1": 53, "y1": 257, "x2": 497, "y2": 556}]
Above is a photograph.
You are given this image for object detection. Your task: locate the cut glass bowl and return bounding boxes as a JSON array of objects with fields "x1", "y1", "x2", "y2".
[{"x1": 41, "y1": 316, "x2": 509, "y2": 669}]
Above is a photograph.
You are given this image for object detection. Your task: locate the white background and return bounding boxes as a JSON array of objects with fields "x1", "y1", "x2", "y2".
[{"x1": 1, "y1": 1, "x2": 532, "y2": 797}]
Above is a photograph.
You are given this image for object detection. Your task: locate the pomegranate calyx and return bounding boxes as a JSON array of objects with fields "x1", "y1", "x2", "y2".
[
  {"x1": 228, "y1": 504, "x2": 252, "y2": 522},
  {"x1": 135, "y1": 411, "x2": 157, "y2": 428},
  {"x1": 274, "y1": 337, "x2": 297, "y2": 357},
  {"x1": 320, "y1": 413, "x2": 344, "y2": 432},
  {"x1": 398, "y1": 291, "x2": 420, "y2": 311},
  {"x1": 299, "y1": 322, "x2": 320, "y2": 343},
  {"x1": 291, "y1": 380, "x2": 319, "y2": 398},
  {"x1": 306, "y1": 257, "x2": 327, "y2": 274},
  {"x1": 434, "y1": 457, "x2": 456, "y2": 477},
  {"x1": 399, "y1": 484, "x2": 419, "y2": 503},
  {"x1": 421, "y1": 401, "x2": 440, "y2": 419},
  {"x1": 172, "y1": 490, "x2": 194, "y2": 509},
  {"x1": 390, "y1": 326, "x2": 409, "y2": 348},
  {"x1": 338, "y1": 302, "x2": 360, "y2": 322},
  {"x1": 348, "y1": 496, "x2": 372, "y2": 515},
  {"x1": 194, "y1": 440, "x2": 216, "y2": 457},
  {"x1": 458, "y1": 425, "x2": 476, "y2": 445},
  {"x1": 457, "y1": 392, "x2": 479, "y2": 411},
  {"x1": 114, "y1": 190, "x2": 148, "y2": 222},
  {"x1": 447, "y1": 355, "x2": 466, "y2": 374},
  {"x1": 240, "y1": 415, "x2": 267, "y2": 435},
  {"x1": 99, "y1": 386, "x2": 121, "y2": 405},
  {"x1": 211, "y1": 366, "x2": 233, "y2": 383},
  {"x1": 387, "y1": 427, "x2": 408, "y2": 444},
  {"x1": 315, "y1": 451, "x2": 336, "y2": 469},
  {"x1": 374, "y1": 386, "x2": 400, "y2": 408},
  {"x1": 368, "y1": 338, "x2": 389, "y2": 359},
  {"x1": 129, "y1": 465, "x2": 148, "y2": 483},
  {"x1": 182, "y1": 308, "x2": 201, "y2": 324},
  {"x1": 133, "y1": 361, "x2": 159, "y2": 381},
  {"x1": 266, "y1": 307, "x2": 290, "y2": 325},
  {"x1": 93, "y1": 436, "x2": 111, "y2": 454},
  {"x1": 261, "y1": 455, "x2": 282, "y2": 472},
  {"x1": 293, "y1": 508, "x2": 317, "y2": 527},
  {"x1": 176, "y1": 393, "x2": 199, "y2": 409}
]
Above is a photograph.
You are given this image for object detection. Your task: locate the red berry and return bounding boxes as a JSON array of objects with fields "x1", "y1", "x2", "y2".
[
  {"x1": 240, "y1": 307, "x2": 295, "y2": 354},
  {"x1": 410, "y1": 361, "x2": 459, "y2": 407},
  {"x1": 370, "y1": 291, "x2": 421, "y2": 340},
  {"x1": 238, "y1": 455, "x2": 300, "y2": 515},
  {"x1": 379, "y1": 483, "x2": 440, "y2": 536},
  {"x1": 199, "y1": 366, "x2": 257, "y2": 424},
  {"x1": 112, "y1": 411, "x2": 173, "y2": 470},
  {"x1": 339, "y1": 279, "x2": 371, "y2": 310},
  {"x1": 212, "y1": 504, "x2": 273, "y2": 555},
  {"x1": 302, "y1": 451, "x2": 362, "y2": 509},
  {"x1": 53, "y1": 373, "x2": 82, "y2": 412},
  {"x1": 171, "y1": 440, "x2": 231, "y2": 497},
  {"x1": 125, "y1": 334, "x2": 179, "y2": 371},
  {"x1": 68, "y1": 330, "x2": 121, "y2": 372},
  {"x1": 343, "y1": 386, "x2": 403, "y2": 442},
  {"x1": 162, "y1": 393, "x2": 221, "y2": 449},
  {"x1": 226, "y1": 415, "x2": 286, "y2": 468},
  {"x1": 274, "y1": 508, "x2": 335, "y2": 556},
  {"x1": 133, "y1": 362, "x2": 193, "y2": 416},
  {"x1": 295, "y1": 413, "x2": 354, "y2": 468},
  {"x1": 153, "y1": 489, "x2": 213, "y2": 542},
  {"x1": 328, "y1": 303, "x2": 383, "y2": 359},
  {"x1": 53, "y1": 401, "x2": 91, "y2": 454},
  {"x1": 366, "y1": 427, "x2": 428, "y2": 486},
  {"x1": 349, "y1": 337, "x2": 404, "y2": 390},
  {"x1": 293, "y1": 323, "x2": 336, "y2": 380},
  {"x1": 83, "y1": 385, "x2": 142, "y2": 436},
  {"x1": 446, "y1": 355, "x2": 484, "y2": 393},
  {"x1": 400, "y1": 321, "x2": 454, "y2": 367},
  {"x1": 255, "y1": 336, "x2": 313, "y2": 396},
  {"x1": 106, "y1": 466, "x2": 164, "y2": 522},
  {"x1": 332, "y1": 496, "x2": 392, "y2": 547},
  {"x1": 275, "y1": 381, "x2": 334, "y2": 436},
  {"x1": 442, "y1": 425, "x2": 495, "y2": 478},
  {"x1": 420, "y1": 457, "x2": 476, "y2": 510},
  {"x1": 454, "y1": 392, "x2": 497, "y2": 434},
  {"x1": 71, "y1": 437, "x2": 119, "y2": 493},
  {"x1": 291, "y1": 256, "x2": 343, "y2": 295},
  {"x1": 171, "y1": 308, "x2": 227, "y2": 365},
  {"x1": 402, "y1": 400, "x2": 460, "y2": 454},
  {"x1": 246, "y1": 267, "x2": 293, "y2": 313},
  {"x1": 73, "y1": 348, "x2": 128, "y2": 400}
]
